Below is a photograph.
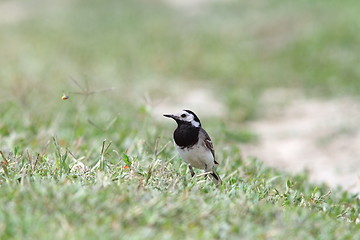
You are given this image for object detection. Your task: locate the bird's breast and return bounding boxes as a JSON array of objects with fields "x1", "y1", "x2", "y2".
[{"x1": 173, "y1": 125, "x2": 199, "y2": 148}]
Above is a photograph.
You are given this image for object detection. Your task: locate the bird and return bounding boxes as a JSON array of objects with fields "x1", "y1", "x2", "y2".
[{"x1": 163, "y1": 110, "x2": 222, "y2": 185}]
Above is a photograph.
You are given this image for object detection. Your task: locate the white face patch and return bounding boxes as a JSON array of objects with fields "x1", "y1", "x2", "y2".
[{"x1": 177, "y1": 111, "x2": 200, "y2": 127}]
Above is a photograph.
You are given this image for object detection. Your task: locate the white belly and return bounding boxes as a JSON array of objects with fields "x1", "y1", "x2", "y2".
[{"x1": 176, "y1": 143, "x2": 215, "y2": 171}]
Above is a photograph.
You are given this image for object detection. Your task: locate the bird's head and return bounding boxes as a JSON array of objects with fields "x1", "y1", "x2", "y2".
[{"x1": 163, "y1": 109, "x2": 201, "y2": 128}]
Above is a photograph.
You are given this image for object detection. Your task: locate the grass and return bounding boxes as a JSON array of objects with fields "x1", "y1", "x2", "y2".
[{"x1": 0, "y1": 0, "x2": 360, "y2": 239}]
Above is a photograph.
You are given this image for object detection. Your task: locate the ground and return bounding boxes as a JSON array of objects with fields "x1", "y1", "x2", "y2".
[{"x1": 244, "y1": 89, "x2": 360, "y2": 193}]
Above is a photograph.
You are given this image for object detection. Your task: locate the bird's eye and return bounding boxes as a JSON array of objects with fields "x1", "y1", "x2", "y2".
[{"x1": 181, "y1": 114, "x2": 186, "y2": 118}]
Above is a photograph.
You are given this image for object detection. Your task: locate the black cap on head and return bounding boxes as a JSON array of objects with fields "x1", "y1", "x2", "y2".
[{"x1": 184, "y1": 109, "x2": 201, "y2": 124}]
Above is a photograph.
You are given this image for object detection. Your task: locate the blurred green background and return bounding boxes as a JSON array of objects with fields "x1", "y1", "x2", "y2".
[{"x1": 1, "y1": 0, "x2": 359, "y2": 125}]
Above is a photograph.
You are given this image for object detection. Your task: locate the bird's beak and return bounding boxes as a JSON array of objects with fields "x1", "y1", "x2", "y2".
[{"x1": 163, "y1": 114, "x2": 177, "y2": 120}]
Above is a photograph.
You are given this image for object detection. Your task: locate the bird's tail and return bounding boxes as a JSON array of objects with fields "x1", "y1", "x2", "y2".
[{"x1": 209, "y1": 170, "x2": 222, "y2": 186}]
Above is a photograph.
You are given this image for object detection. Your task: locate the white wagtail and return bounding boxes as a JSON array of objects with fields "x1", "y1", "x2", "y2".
[{"x1": 164, "y1": 110, "x2": 222, "y2": 185}]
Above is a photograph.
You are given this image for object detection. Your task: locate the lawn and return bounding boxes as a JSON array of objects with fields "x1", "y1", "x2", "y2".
[{"x1": 0, "y1": 0, "x2": 359, "y2": 239}]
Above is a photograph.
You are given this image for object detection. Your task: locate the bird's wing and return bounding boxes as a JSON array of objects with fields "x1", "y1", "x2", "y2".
[{"x1": 199, "y1": 128, "x2": 218, "y2": 164}]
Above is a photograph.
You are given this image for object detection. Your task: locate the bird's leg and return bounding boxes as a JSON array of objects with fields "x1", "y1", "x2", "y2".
[
  {"x1": 204, "y1": 164, "x2": 211, "y2": 176},
  {"x1": 196, "y1": 164, "x2": 211, "y2": 179},
  {"x1": 188, "y1": 165, "x2": 195, "y2": 177},
  {"x1": 204, "y1": 164, "x2": 211, "y2": 178}
]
